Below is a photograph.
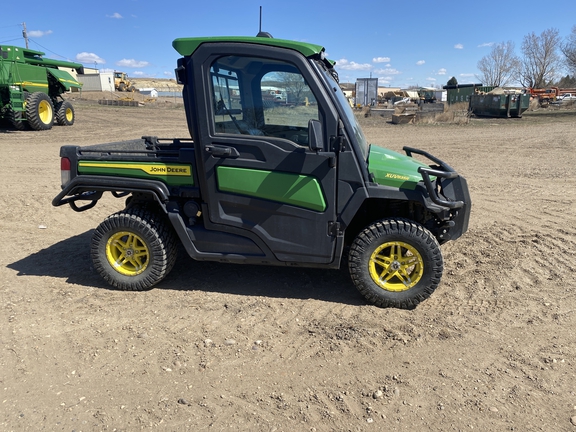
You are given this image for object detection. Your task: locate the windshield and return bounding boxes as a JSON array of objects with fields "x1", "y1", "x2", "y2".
[{"x1": 316, "y1": 62, "x2": 369, "y2": 160}]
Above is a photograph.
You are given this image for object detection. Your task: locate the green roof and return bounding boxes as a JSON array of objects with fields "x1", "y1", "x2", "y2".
[{"x1": 172, "y1": 36, "x2": 325, "y2": 58}]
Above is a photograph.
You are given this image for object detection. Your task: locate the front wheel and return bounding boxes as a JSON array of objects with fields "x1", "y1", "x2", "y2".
[
  {"x1": 348, "y1": 218, "x2": 443, "y2": 309},
  {"x1": 91, "y1": 207, "x2": 178, "y2": 291},
  {"x1": 26, "y1": 92, "x2": 54, "y2": 130}
]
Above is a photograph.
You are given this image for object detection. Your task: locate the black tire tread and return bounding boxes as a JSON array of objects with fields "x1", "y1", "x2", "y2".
[
  {"x1": 25, "y1": 92, "x2": 54, "y2": 131},
  {"x1": 91, "y1": 207, "x2": 178, "y2": 291},
  {"x1": 7, "y1": 109, "x2": 27, "y2": 130},
  {"x1": 348, "y1": 218, "x2": 443, "y2": 309},
  {"x1": 55, "y1": 100, "x2": 75, "y2": 126}
]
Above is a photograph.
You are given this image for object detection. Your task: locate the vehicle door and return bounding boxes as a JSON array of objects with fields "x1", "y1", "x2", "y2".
[{"x1": 192, "y1": 43, "x2": 339, "y2": 264}]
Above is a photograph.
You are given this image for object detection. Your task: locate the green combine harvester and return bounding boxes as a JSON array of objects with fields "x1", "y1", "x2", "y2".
[{"x1": 0, "y1": 45, "x2": 84, "y2": 131}]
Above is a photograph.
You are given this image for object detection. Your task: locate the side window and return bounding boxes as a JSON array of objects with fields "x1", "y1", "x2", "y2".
[
  {"x1": 211, "y1": 65, "x2": 244, "y2": 134},
  {"x1": 210, "y1": 56, "x2": 319, "y2": 146},
  {"x1": 260, "y1": 71, "x2": 319, "y2": 145}
]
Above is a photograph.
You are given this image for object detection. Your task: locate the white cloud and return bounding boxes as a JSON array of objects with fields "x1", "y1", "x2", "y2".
[
  {"x1": 373, "y1": 56, "x2": 390, "y2": 63},
  {"x1": 76, "y1": 52, "x2": 106, "y2": 64},
  {"x1": 478, "y1": 42, "x2": 494, "y2": 48},
  {"x1": 163, "y1": 71, "x2": 173, "y2": 77},
  {"x1": 374, "y1": 68, "x2": 400, "y2": 76},
  {"x1": 454, "y1": 44, "x2": 464, "y2": 49},
  {"x1": 438, "y1": 68, "x2": 447, "y2": 75},
  {"x1": 116, "y1": 58, "x2": 150, "y2": 68},
  {"x1": 28, "y1": 30, "x2": 53, "y2": 38},
  {"x1": 107, "y1": 12, "x2": 123, "y2": 19},
  {"x1": 426, "y1": 77, "x2": 437, "y2": 82},
  {"x1": 416, "y1": 60, "x2": 425, "y2": 66},
  {"x1": 459, "y1": 73, "x2": 475, "y2": 77},
  {"x1": 336, "y1": 59, "x2": 372, "y2": 71}
]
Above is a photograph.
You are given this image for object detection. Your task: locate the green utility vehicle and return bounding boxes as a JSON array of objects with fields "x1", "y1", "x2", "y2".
[
  {"x1": 53, "y1": 34, "x2": 471, "y2": 308},
  {"x1": 0, "y1": 45, "x2": 83, "y2": 130}
]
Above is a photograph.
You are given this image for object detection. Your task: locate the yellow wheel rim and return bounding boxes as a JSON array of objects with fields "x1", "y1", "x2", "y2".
[
  {"x1": 106, "y1": 231, "x2": 149, "y2": 276},
  {"x1": 65, "y1": 107, "x2": 73, "y2": 122},
  {"x1": 369, "y1": 241, "x2": 424, "y2": 292},
  {"x1": 38, "y1": 99, "x2": 53, "y2": 124}
]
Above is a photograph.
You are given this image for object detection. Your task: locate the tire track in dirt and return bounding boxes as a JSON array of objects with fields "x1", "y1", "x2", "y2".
[{"x1": 429, "y1": 218, "x2": 576, "y2": 334}]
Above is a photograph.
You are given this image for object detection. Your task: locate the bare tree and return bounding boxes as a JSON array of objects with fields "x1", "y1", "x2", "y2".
[
  {"x1": 518, "y1": 28, "x2": 561, "y2": 88},
  {"x1": 476, "y1": 41, "x2": 519, "y2": 87},
  {"x1": 276, "y1": 72, "x2": 312, "y2": 105},
  {"x1": 561, "y1": 25, "x2": 576, "y2": 76}
]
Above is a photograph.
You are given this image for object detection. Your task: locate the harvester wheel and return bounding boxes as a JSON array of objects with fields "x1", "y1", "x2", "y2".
[
  {"x1": 55, "y1": 100, "x2": 75, "y2": 126},
  {"x1": 26, "y1": 92, "x2": 54, "y2": 130},
  {"x1": 7, "y1": 109, "x2": 27, "y2": 130}
]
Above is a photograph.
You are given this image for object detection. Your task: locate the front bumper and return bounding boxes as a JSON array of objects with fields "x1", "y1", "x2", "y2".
[{"x1": 404, "y1": 146, "x2": 471, "y2": 242}]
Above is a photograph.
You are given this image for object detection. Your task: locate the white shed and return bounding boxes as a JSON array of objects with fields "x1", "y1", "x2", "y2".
[
  {"x1": 77, "y1": 72, "x2": 114, "y2": 92},
  {"x1": 138, "y1": 88, "x2": 158, "y2": 98}
]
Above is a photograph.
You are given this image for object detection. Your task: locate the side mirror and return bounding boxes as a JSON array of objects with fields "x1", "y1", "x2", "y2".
[
  {"x1": 175, "y1": 58, "x2": 187, "y2": 85},
  {"x1": 308, "y1": 119, "x2": 323, "y2": 151}
]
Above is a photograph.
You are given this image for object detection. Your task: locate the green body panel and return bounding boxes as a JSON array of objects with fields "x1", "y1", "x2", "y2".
[
  {"x1": 216, "y1": 166, "x2": 326, "y2": 212},
  {"x1": 78, "y1": 161, "x2": 194, "y2": 187},
  {"x1": 46, "y1": 68, "x2": 82, "y2": 90},
  {"x1": 6, "y1": 62, "x2": 49, "y2": 91},
  {"x1": 173, "y1": 36, "x2": 324, "y2": 58},
  {"x1": 367, "y1": 145, "x2": 428, "y2": 190}
]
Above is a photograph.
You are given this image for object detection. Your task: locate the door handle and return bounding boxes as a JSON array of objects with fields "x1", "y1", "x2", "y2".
[{"x1": 204, "y1": 145, "x2": 240, "y2": 158}]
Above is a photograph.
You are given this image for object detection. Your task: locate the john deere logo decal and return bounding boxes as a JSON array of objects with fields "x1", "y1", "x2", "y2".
[{"x1": 79, "y1": 161, "x2": 191, "y2": 176}]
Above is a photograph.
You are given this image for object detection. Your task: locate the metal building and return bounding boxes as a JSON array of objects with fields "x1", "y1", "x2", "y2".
[{"x1": 355, "y1": 78, "x2": 378, "y2": 107}]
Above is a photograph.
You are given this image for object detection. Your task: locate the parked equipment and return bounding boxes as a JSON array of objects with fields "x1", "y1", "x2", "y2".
[
  {"x1": 114, "y1": 71, "x2": 135, "y2": 92},
  {"x1": 0, "y1": 45, "x2": 83, "y2": 130},
  {"x1": 53, "y1": 34, "x2": 471, "y2": 309}
]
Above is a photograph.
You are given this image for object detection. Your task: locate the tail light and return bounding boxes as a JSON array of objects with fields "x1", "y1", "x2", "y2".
[{"x1": 60, "y1": 157, "x2": 71, "y2": 187}]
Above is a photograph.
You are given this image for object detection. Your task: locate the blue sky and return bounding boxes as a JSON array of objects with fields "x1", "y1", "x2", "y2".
[{"x1": 1, "y1": 0, "x2": 575, "y2": 88}]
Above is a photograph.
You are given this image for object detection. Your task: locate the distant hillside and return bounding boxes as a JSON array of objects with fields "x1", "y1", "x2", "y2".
[{"x1": 131, "y1": 78, "x2": 183, "y2": 91}]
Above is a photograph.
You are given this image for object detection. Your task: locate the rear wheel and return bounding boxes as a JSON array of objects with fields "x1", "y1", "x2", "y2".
[
  {"x1": 26, "y1": 92, "x2": 54, "y2": 130},
  {"x1": 91, "y1": 207, "x2": 178, "y2": 291},
  {"x1": 6, "y1": 109, "x2": 27, "y2": 130},
  {"x1": 55, "y1": 100, "x2": 75, "y2": 126},
  {"x1": 348, "y1": 218, "x2": 443, "y2": 309}
]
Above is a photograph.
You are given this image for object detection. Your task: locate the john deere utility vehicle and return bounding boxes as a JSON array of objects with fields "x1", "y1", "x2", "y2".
[{"x1": 53, "y1": 34, "x2": 471, "y2": 308}]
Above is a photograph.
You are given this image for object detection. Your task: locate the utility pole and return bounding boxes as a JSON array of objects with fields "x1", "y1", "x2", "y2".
[{"x1": 21, "y1": 22, "x2": 29, "y2": 48}]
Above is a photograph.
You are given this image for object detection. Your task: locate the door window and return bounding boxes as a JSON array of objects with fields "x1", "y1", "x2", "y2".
[{"x1": 210, "y1": 56, "x2": 319, "y2": 146}]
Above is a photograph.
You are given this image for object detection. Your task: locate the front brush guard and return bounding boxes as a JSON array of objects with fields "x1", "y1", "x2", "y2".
[{"x1": 403, "y1": 146, "x2": 464, "y2": 209}]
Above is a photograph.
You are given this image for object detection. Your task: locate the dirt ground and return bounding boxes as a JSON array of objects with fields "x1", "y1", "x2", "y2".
[{"x1": 1, "y1": 98, "x2": 576, "y2": 431}]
